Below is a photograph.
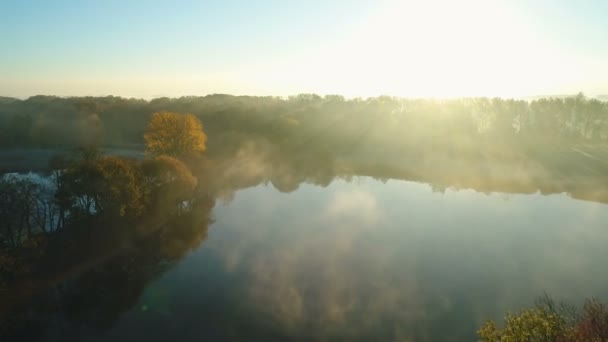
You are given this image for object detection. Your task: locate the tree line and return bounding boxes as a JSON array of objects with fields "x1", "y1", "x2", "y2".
[{"x1": 0, "y1": 93, "x2": 606, "y2": 153}]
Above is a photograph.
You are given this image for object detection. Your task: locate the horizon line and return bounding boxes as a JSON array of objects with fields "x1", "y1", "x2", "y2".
[{"x1": 2, "y1": 92, "x2": 607, "y2": 102}]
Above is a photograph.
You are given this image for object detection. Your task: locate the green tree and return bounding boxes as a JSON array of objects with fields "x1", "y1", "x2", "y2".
[
  {"x1": 478, "y1": 295, "x2": 608, "y2": 342},
  {"x1": 58, "y1": 156, "x2": 144, "y2": 219},
  {"x1": 478, "y1": 308, "x2": 572, "y2": 341}
]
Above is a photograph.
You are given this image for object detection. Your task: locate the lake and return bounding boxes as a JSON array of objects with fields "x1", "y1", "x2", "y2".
[{"x1": 12, "y1": 175, "x2": 603, "y2": 341}]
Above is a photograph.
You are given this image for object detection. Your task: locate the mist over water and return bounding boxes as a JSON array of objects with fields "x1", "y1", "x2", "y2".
[
  {"x1": 2, "y1": 140, "x2": 608, "y2": 340},
  {"x1": 1, "y1": 84, "x2": 608, "y2": 342}
]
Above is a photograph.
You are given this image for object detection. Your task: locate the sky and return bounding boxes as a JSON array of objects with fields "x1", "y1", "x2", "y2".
[{"x1": 1, "y1": 0, "x2": 607, "y2": 99}]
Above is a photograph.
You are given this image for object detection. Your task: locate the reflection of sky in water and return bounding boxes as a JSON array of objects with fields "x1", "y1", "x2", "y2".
[{"x1": 100, "y1": 177, "x2": 608, "y2": 341}]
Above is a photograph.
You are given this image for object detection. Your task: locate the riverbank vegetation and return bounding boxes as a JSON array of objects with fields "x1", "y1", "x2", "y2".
[
  {"x1": 0, "y1": 113, "x2": 210, "y2": 307},
  {"x1": 0, "y1": 94, "x2": 606, "y2": 153},
  {"x1": 479, "y1": 295, "x2": 608, "y2": 341}
]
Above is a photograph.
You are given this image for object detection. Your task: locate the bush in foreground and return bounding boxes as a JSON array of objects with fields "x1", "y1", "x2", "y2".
[{"x1": 479, "y1": 296, "x2": 608, "y2": 341}]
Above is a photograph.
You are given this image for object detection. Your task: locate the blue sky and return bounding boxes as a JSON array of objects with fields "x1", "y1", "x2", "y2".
[{"x1": 1, "y1": 0, "x2": 606, "y2": 98}]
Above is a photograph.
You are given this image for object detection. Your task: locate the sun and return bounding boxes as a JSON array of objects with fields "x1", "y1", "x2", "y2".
[
  {"x1": 324, "y1": 0, "x2": 530, "y2": 98},
  {"x1": 259, "y1": 0, "x2": 583, "y2": 98}
]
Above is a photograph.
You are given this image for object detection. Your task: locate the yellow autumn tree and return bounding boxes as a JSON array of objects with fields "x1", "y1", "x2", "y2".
[{"x1": 144, "y1": 112, "x2": 207, "y2": 158}]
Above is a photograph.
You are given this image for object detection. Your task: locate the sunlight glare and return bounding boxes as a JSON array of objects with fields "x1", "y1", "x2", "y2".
[{"x1": 255, "y1": 0, "x2": 592, "y2": 98}]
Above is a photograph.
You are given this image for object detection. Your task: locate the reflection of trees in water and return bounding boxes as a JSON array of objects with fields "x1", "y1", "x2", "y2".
[
  {"x1": 193, "y1": 145, "x2": 608, "y2": 340},
  {"x1": 209, "y1": 185, "x2": 487, "y2": 341},
  {"x1": 203, "y1": 139, "x2": 608, "y2": 206},
  {"x1": 0, "y1": 196, "x2": 214, "y2": 341}
]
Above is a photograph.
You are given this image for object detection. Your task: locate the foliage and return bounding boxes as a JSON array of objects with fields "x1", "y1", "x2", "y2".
[
  {"x1": 140, "y1": 155, "x2": 198, "y2": 211},
  {"x1": 58, "y1": 156, "x2": 144, "y2": 219},
  {"x1": 1, "y1": 94, "x2": 606, "y2": 155},
  {"x1": 479, "y1": 296, "x2": 608, "y2": 342},
  {"x1": 571, "y1": 299, "x2": 608, "y2": 341},
  {"x1": 144, "y1": 111, "x2": 207, "y2": 158},
  {"x1": 52, "y1": 148, "x2": 202, "y2": 223},
  {"x1": 478, "y1": 308, "x2": 572, "y2": 341}
]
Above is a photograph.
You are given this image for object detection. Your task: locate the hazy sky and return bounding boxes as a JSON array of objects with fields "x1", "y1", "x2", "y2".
[{"x1": 1, "y1": 0, "x2": 607, "y2": 98}]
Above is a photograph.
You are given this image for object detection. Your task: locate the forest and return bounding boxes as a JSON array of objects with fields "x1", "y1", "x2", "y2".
[
  {"x1": 2, "y1": 93, "x2": 607, "y2": 200},
  {"x1": 1, "y1": 93, "x2": 607, "y2": 151}
]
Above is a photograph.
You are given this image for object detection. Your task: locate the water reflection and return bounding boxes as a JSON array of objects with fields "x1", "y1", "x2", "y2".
[
  {"x1": 203, "y1": 141, "x2": 608, "y2": 205},
  {"x1": 207, "y1": 180, "x2": 608, "y2": 341},
  {"x1": 2, "y1": 144, "x2": 608, "y2": 341},
  {"x1": 0, "y1": 196, "x2": 214, "y2": 341}
]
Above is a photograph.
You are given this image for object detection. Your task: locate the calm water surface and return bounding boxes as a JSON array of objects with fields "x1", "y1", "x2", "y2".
[{"x1": 76, "y1": 177, "x2": 608, "y2": 341}]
